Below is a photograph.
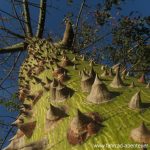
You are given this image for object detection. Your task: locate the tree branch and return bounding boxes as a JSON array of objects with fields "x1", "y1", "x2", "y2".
[
  {"x1": 11, "y1": 0, "x2": 26, "y2": 35},
  {"x1": 72, "y1": 0, "x2": 86, "y2": 47},
  {"x1": 0, "y1": 126, "x2": 14, "y2": 149},
  {"x1": 0, "y1": 26, "x2": 25, "y2": 39},
  {"x1": 0, "y1": 115, "x2": 20, "y2": 149},
  {"x1": 15, "y1": 0, "x2": 40, "y2": 8},
  {"x1": 0, "y1": 116, "x2": 16, "y2": 119},
  {"x1": 0, "y1": 42, "x2": 26, "y2": 54},
  {"x1": 0, "y1": 122, "x2": 11, "y2": 127},
  {"x1": 0, "y1": 85, "x2": 13, "y2": 95},
  {"x1": 15, "y1": 0, "x2": 59, "y2": 10},
  {"x1": 0, "y1": 8, "x2": 26, "y2": 23},
  {"x1": 80, "y1": 31, "x2": 112, "y2": 52},
  {"x1": 22, "y1": 0, "x2": 33, "y2": 37},
  {"x1": 36, "y1": 0, "x2": 47, "y2": 38},
  {"x1": 61, "y1": 19, "x2": 74, "y2": 48},
  {"x1": 0, "y1": 54, "x2": 12, "y2": 65},
  {"x1": 0, "y1": 51, "x2": 21, "y2": 88}
]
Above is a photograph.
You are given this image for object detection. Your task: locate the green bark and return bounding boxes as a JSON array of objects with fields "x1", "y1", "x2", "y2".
[{"x1": 3, "y1": 37, "x2": 150, "y2": 150}]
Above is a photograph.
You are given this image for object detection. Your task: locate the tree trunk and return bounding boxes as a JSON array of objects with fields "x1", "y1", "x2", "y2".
[{"x1": 3, "y1": 33, "x2": 150, "y2": 150}]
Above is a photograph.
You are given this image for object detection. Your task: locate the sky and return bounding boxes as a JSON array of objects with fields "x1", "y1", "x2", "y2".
[
  {"x1": 0, "y1": 0, "x2": 149, "y2": 149},
  {"x1": 0, "y1": 0, "x2": 150, "y2": 42}
]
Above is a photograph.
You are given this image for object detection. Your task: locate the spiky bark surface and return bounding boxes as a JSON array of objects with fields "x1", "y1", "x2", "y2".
[{"x1": 4, "y1": 38, "x2": 150, "y2": 150}]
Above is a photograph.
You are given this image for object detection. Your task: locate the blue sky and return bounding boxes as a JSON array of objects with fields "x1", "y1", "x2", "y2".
[
  {"x1": 0, "y1": 0, "x2": 150, "y2": 40},
  {"x1": 0, "y1": 0, "x2": 149, "y2": 148}
]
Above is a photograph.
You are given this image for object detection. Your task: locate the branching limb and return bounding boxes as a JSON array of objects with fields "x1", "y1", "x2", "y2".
[
  {"x1": 0, "y1": 26, "x2": 25, "y2": 39},
  {"x1": 0, "y1": 122, "x2": 11, "y2": 127},
  {"x1": 11, "y1": 0, "x2": 26, "y2": 35},
  {"x1": 0, "y1": 127, "x2": 14, "y2": 149},
  {"x1": 0, "y1": 52, "x2": 21, "y2": 90},
  {"x1": 22, "y1": 0, "x2": 33, "y2": 37},
  {"x1": 72, "y1": 0, "x2": 86, "y2": 47},
  {"x1": 0, "y1": 42, "x2": 26, "y2": 54},
  {"x1": 0, "y1": 85, "x2": 12, "y2": 95},
  {"x1": 61, "y1": 19, "x2": 74, "y2": 48},
  {"x1": 80, "y1": 31, "x2": 111, "y2": 52},
  {"x1": 15, "y1": 0, "x2": 59, "y2": 10},
  {"x1": 0, "y1": 8, "x2": 26, "y2": 23},
  {"x1": 0, "y1": 54, "x2": 12, "y2": 65},
  {"x1": 0, "y1": 115, "x2": 20, "y2": 149},
  {"x1": 36, "y1": 0, "x2": 47, "y2": 38},
  {"x1": 0, "y1": 116, "x2": 16, "y2": 119}
]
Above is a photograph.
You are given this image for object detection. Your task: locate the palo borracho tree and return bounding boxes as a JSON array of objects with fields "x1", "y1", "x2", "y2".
[
  {"x1": 0, "y1": 0, "x2": 77, "y2": 149},
  {"x1": 0, "y1": 0, "x2": 150, "y2": 150}
]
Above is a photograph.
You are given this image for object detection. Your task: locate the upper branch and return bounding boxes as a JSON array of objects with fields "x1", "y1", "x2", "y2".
[
  {"x1": 61, "y1": 19, "x2": 74, "y2": 48},
  {"x1": 0, "y1": 26, "x2": 25, "y2": 39},
  {"x1": 72, "y1": 0, "x2": 86, "y2": 47},
  {"x1": 23, "y1": 0, "x2": 33, "y2": 37},
  {"x1": 11, "y1": 0, "x2": 26, "y2": 34},
  {"x1": 0, "y1": 42, "x2": 26, "y2": 54},
  {"x1": 36, "y1": 0, "x2": 47, "y2": 38}
]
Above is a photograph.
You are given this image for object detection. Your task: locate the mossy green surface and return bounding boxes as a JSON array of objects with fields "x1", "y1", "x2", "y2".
[{"x1": 19, "y1": 40, "x2": 150, "y2": 150}]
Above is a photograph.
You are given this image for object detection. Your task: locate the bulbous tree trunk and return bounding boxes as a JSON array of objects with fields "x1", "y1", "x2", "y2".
[
  {"x1": 3, "y1": 31, "x2": 150, "y2": 149},
  {"x1": 1, "y1": 1, "x2": 150, "y2": 150}
]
